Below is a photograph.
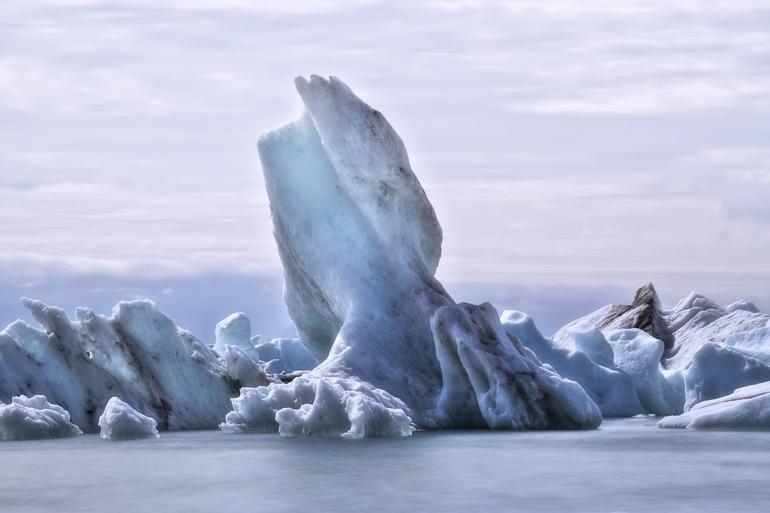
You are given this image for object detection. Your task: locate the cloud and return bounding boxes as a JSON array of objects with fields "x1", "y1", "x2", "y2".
[{"x1": 1, "y1": 0, "x2": 769, "y2": 310}]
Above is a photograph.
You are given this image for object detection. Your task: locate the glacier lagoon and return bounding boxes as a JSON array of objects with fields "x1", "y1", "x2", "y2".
[
  {"x1": 2, "y1": 418, "x2": 770, "y2": 513},
  {"x1": 3, "y1": 74, "x2": 770, "y2": 511}
]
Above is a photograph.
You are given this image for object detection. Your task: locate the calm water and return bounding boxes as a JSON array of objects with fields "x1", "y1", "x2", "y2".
[{"x1": 2, "y1": 417, "x2": 770, "y2": 513}]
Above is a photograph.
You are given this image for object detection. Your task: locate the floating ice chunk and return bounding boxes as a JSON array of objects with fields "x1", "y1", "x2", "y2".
[
  {"x1": 683, "y1": 343, "x2": 770, "y2": 410},
  {"x1": 0, "y1": 395, "x2": 81, "y2": 441},
  {"x1": 500, "y1": 311, "x2": 642, "y2": 418},
  {"x1": 605, "y1": 329, "x2": 684, "y2": 415},
  {"x1": 255, "y1": 338, "x2": 317, "y2": 374},
  {"x1": 98, "y1": 397, "x2": 159, "y2": 440},
  {"x1": 221, "y1": 376, "x2": 413, "y2": 438},
  {"x1": 0, "y1": 298, "x2": 235, "y2": 432},
  {"x1": 214, "y1": 313, "x2": 256, "y2": 357},
  {"x1": 659, "y1": 381, "x2": 770, "y2": 429},
  {"x1": 554, "y1": 285, "x2": 770, "y2": 370},
  {"x1": 254, "y1": 75, "x2": 602, "y2": 433},
  {"x1": 432, "y1": 303, "x2": 602, "y2": 429}
]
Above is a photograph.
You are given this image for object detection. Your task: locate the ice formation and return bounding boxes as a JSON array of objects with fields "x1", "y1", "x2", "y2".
[
  {"x1": 0, "y1": 298, "x2": 236, "y2": 432},
  {"x1": 98, "y1": 396, "x2": 159, "y2": 440},
  {"x1": 683, "y1": 343, "x2": 770, "y2": 410},
  {"x1": 665, "y1": 293, "x2": 770, "y2": 370},
  {"x1": 604, "y1": 329, "x2": 684, "y2": 416},
  {"x1": 500, "y1": 310, "x2": 642, "y2": 418},
  {"x1": 254, "y1": 338, "x2": 317, "y2": 374},
  {"x1": 214, "y1": 313, "x2": 256, "y2": 357},
  {"x1": 659, "y1": 382, "x2": 770, "y2": 429},
  {"x1": 555, "y1": 285, "x2": 770, "y2": 417},
  {"x1": 554, "y1": 284, "x2": 770, "y2": 371},
  {"x1": 222, "y1": 376, "x2": 413, "y2": 438},
  {"x1": 0, "y1": 395, "x2": 81, "y2": 441},
  {"x1": 554, "y1": 284, "x2": 674, "y2": 358},
  {"x1": 221, "y1": 74, "x2": 602, "y2": 436}
]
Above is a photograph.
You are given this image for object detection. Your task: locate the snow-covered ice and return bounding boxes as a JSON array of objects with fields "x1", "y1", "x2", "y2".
[
  {"x1": 0, "y1": 395, "x2": 81, "y2": 441},
  {"x1": 98, "y1": 397, "x2": 159, "y2": 440},
  {"x1": 659, "y1": 382, "x2": 770, "y2": 430}
]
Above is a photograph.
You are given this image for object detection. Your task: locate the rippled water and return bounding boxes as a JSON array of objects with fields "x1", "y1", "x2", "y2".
[{"x1": 2, "y1": 417, "x2": 769, "y2": 513}]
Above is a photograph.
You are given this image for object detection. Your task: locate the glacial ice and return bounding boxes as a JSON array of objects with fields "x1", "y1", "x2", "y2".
[
  {"x1": 214, "y1": 313, "x2": 256, "y2": 358},
  {"x1": 604, "y1": 329, "x2": 684, "y2": 416},
  {"x1": 0, "y1": 298, "x2": 236, "y2": 432},
  {"x1": 683, "y1": 343, "x2": 770, "y2": 410},
  {"x1": 228, "y1": 74, "x2": 602, "y2": 435},
  {"x1": 554, "y1": 284, "x2": 674, "y2": 359},
  {"x1": 659, "y1": 382, "x2": 770, "y2": 430},
  {"x1": 664, "y1": 292, "x2": 770, "y2": 370},
  {"x1": 0, "y1": 395, "x2": 81, "y2": 441},
  {"x1": 500, "y1": 310, "x2": 642, "y2": 418},
  {"x1": 98, "y1": 396, "x2": 159, "y2": 440},
  {"x1": 255, "y1": 338, "x2": 317, "y2": 374},
  {"x1": 432, "y1": 303, "x2": 602, "y2": 429},
  {"x1": 554, "y1": 284, "x2": 770, "y2": 372},
  {"x1": 221, "y1": 376, "x2": 414, "y2": 438}
]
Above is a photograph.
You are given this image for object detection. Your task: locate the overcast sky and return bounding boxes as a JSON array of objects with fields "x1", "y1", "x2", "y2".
[{"x1": 2, "y1": 0, "x2": 769, "y2": 337}]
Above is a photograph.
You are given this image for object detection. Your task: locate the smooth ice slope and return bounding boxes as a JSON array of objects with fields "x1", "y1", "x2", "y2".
[
  {"x1": 0, "y1": 298, "x2": 236, "y2": 432},
  {"x1": 0, "y1": 395, "x2": 81, "y2": 441},
  {"x1": 232, "y1": 74, "x2": 601, "y2": 435},
  {"x1": 98, "y1": 397, "x2": 159, "y2": 440},
  {"x1": 659, "y1": 382, "x2": 770, "y2": 429},
  {"x1": 500, "y1": 310, "x2": 642, "y2": 418},
  {"x1": 605, "y1": 329, "x2": 684, "y2": 415},
  {"x1": 683, "y1": 343, "x2": 770, "y2": 409}
]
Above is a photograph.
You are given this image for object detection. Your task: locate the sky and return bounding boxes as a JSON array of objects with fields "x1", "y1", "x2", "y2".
[{"x1": 1, "y1": 0, "x2": 770, "y2": 338}]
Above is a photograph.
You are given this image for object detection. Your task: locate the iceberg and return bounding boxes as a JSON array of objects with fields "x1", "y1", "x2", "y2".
[
  {"x1": 500, "y1": 310, "x2": 642, "y2": 418},
  {"x1": 659, "y1": 381, "x2": 770, "y2": 430},
  {"x1": 98, "y1": 396, "x2": 159, "y2": 440},
  {"x1": 604, "y1": 329, "x2": 684, "y2": 416},
  {"x1": 683, "y1": 342, "x2": 770, "y2": 410},
  {"x1": 554, "y1": 284, "x2": 674, "y2": 358},
  {"x1": 665, "y1": 293, "x2": 770, "y2": 370},
  {"x1": 221, "y1": 376, "x2": 413, "y2": 438},
  {"x1": 254, "y1": 338, "x2": 317, "y2": 374},
  {"x1": 213, "y1": 313, "x2": 256, "y2": 358},
  {"x1": 0, "y1": 298, "x2": 236, "y2": 432},
  {"x1": 554, "y1": 284, "x2": 770, "y2": 371},
  {"x1": 0, "y1": 395, "x2": 81, "y2": 441},
  {"x1": 221, "y1": 75, "x2": 602, "y2": 436}
]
